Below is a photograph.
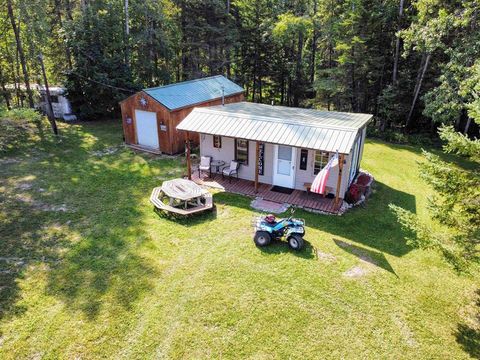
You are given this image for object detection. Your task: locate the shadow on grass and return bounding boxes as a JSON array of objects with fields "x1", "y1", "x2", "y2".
[
  {"x1": 0, "y1": 121, "x2": 164, "y2": 322},
  {"x1": 456, "y1": 289, "x2": 480, "y2": 359},
  {"x1": 153, "y1": 205, "x2": 217, "y2": 226},
  {"x1": 213, "y1": 181, "x2": 415, "y2": 258},
  {"x1": 302, "y1": 181, "x2": 416, "y2": 257},
  {"x1": 257, "y1": 238, "x2": 316, "y2": 260},
  {"x1": 334, "y1": 239, "x2": 397, "y2": 276}
]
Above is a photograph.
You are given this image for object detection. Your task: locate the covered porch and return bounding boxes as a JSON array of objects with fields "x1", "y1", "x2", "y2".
[{"x1": 191, "y1": 171, "x2": 342, "y2": 214}]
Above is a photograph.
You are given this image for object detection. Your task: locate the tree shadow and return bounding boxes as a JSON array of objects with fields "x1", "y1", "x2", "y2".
[
  {"x1": 456, "y1": 289, "x2": 480, "y2": 359},
  {"x1": 213, "y1": 181, "x2": 416, "y2": 258},
  {"x1": 0, "y1": 121, "x2": 160, "y2": 323},
  {"x1": 333, "y1": 239, "x2": 397, "y2": 276},
  {"x1": 301, "y1": 181, "x2": 416, "y2": 257}
]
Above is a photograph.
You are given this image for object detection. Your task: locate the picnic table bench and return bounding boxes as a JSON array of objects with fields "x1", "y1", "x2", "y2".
[{"x1": 150, "y1": 178, "x2": 213, "y2": 215}]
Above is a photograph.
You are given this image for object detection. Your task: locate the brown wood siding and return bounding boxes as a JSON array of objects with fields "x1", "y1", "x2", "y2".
[
  {"x1": 169, "y1": 93, "x2": 244, "y2": 154},
  {"x1": 120, "y1": 91, "x2": 244, "y2": 154}
]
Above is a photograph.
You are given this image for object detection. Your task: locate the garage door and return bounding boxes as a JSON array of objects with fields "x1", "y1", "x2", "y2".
[{"x1": 135, "y1": 110, "x2": 159, "y2": 149}]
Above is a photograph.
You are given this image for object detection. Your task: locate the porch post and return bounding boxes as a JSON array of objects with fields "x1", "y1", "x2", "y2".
[
  {"x1": 255, "y1": 141, "x2": 260, "y2": 192},
  {"x1": 186, "y1": 131, "x2": 192, "y2": 180},
  {"x1": 335, "y1": 153, "x2": 345, "y2": 205}
]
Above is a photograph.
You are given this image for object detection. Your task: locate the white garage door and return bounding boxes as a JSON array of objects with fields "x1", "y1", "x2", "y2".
[{"x1": 135, "y1": 110, "x2": 159, "y2": 149}]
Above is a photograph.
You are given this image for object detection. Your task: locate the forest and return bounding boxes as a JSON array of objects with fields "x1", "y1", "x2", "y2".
[{"x1": 0, "y1": 0, "x2": 479, "y2": 137}]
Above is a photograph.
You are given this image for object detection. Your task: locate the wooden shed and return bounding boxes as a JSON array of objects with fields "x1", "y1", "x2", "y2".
[{"x1": 119, "y1": 76, "x2": 244, "y2": 154}]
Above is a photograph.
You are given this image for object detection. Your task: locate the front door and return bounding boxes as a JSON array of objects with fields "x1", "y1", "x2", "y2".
[
  {"x1": 273, "y1": 145, "x2": 296, "y2": 188},
  {"x1": 135, "y1": 109, "x2": 159, "y2": 149}
]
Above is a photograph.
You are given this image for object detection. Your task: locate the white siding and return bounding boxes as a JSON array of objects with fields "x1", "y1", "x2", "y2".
[
  {"x1": 200, "y1": 134, "x2": 353, "y2": 198},
  {"x1": 294, "y1": 149, "x2": 351, "y2": 197},
  {"x1": 199, "y1": 134, "x2": 273, "y2": 184}
]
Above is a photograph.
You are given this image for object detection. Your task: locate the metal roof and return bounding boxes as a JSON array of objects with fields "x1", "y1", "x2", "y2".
[
  {"x1": 143, "y1": 75, "x2": 244, "y2": 111},
  {"x1": 177, "y1": 102, "x2": 373, "y2": 154}
]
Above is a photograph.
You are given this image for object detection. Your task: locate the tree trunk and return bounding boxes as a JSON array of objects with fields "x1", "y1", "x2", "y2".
[
  {"x1": 392, "y1": 0, "x2": 404, "y2": 84},
  {"x1": 293, "y1": 31, "x2": 304, "y2": 107},
  {"x1": 310, "y1": 0, "x2": 318, "y2": 84},
  {"x1": 464, "y1": 117, "x2": 472, "y2": 134},
  {"x1": 65, "y1": 0, "x2": 73, "y2": 20},
  {"x1": 406, "y1": 53, "x2": 431, "y2": 130},
  {"x1": 54, "y1": 0, "x2": 73, "y2": 70},
  {"x1": 7, "y1": 0, "x2": 34, "y2": 108},
  {"x1": 39, "y1": 54, "x2": 58, "y2": 135},
  {"x1": 124, "y1": 0, "x2": 130, "y2": 68}
]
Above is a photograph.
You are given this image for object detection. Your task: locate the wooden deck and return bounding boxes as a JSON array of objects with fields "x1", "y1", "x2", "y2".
[{"x1": 192, "y1": 172, "x2": 342, "y2": 214}]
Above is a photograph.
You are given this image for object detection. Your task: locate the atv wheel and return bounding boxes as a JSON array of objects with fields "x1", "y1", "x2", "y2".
[
  {"x1": 288, "y1": 235, "x2": 304, "y2": 250},
  {"x1": 254, "y1": 231, "x2": 271, "y2": 247}
]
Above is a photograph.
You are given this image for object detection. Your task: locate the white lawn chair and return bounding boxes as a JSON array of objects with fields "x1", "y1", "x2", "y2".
[
  {"x1": 198, "y1": 156, "x2": 212, "y2": 178},
  {"x1": 222, "y1": 160, "x2": 240, "y2": 182}
]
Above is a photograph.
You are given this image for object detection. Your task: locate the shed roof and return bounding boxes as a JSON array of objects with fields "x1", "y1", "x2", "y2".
[
  {"x1": 177, "y1": 102, "x2": 373, "y2": 154},
  {"x1": 143, "y1": 75, "x2": 244, "y2": 111}
]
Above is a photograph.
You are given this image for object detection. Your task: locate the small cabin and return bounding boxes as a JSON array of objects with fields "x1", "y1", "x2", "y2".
[
  {"x1": 177, "y1": 102, "x2": 373, "y2": 204},
  {"x1": 119, "y1": 76, "x2": 244, "y2": 155}
]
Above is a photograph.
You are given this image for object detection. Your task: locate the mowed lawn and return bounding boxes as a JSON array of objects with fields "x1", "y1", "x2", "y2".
[{"x1": 0, "y1": 120, "x2": 479, "y2": 359}]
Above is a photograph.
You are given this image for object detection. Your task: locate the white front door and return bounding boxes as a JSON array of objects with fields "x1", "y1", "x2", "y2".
[
  {"x1": 273, "y1": 145, "x2": 296, "y2": 188},
  {"x1": 135, "y1": 110, "x2": 159, "y2": 149}
]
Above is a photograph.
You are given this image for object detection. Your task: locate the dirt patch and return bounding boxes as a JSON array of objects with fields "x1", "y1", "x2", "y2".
[
  {"x1": 392, "y1": 314, "x2": 417, "y2": 347},
  {"x1": 14, "y1": 194, "x2": 70, "y2": 212},
  {"x1": 343, "y1": 266, "x2": 369, "y2": 278},
  {"x1": 91, "y1": 146, "x2": 120, "y2": 157},
  {"x1": 15, "y1": 182, "x2": 33, "y2": 191},
  {"x1": 0, "y1": 157, "x2": 20, "y2": 165},
  {"x1": 316, "y1": 250, "x2": 337, "y2": 262}
]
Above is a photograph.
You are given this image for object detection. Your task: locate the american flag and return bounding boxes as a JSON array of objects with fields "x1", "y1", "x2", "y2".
[{"x1": 311, "y1": 152, "x2": 339, "y2": 194}]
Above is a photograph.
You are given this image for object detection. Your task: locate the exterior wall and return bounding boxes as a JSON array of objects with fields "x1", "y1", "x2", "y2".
[
  {"x1": 120, "y1": 91, "x2": 244, "y2": 154},
  {"x1": 199, "y1": 134, "x2": 355, "y2": 199},
  {"x1": 169, "y1": 93, "x2": 244, "y2": 154},
  {"x1": 293, "y1": 149, "x2": 351, "y2": 197},
  {"x1": 119, "y1": 92, "x2": 171, "y2": 153}
]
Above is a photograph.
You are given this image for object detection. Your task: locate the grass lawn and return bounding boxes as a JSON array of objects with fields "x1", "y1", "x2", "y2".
[{"x1": 0, "y1": 120, "x2": 479, "y2": 359}]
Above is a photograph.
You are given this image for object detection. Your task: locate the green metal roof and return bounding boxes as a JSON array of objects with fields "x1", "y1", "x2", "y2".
[
  {"x1": 177, "y1": 102, "x2": 373, "y2": 154},
  {"x1": 143, "y1": 75, "x2": 244, "y2": 111}
]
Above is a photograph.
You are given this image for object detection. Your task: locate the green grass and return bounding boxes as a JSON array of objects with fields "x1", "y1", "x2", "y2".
[{"x1": 0, "y1": 120, "x2": 479, "y2": 359}]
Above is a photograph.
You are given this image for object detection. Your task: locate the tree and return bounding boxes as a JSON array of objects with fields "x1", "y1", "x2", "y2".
[
  {"x1": 6, "y1": 0, "x2": 34, "y2": 108},
  {"x1": 390, "y1": 125, "x2": 480, "y2": 271}
]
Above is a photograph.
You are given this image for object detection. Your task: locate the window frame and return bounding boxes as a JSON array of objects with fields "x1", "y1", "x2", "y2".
[
  {"x1": 213, "y1": 135, "x2": 222, "y2": 149},
  {"x1": 234, "y1": 138, "x2": 249, "y2": 165},
  {"x1": 313, "y1": 151, "x2": 330, "y2": 175}
]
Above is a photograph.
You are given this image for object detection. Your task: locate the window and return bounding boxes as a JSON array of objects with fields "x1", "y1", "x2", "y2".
[
  {"x1": 213, "y1": 135, "x2": 222, "y2": 148},
  {"x1": 314, "y1": 151, "x2": 329, "y2": 175},
  {"x1": 235, "y1": 139, "x2": 249, "y2": 165},
  {"x1": 300, "y1": 149, "x2": 308, "y2": 170}
]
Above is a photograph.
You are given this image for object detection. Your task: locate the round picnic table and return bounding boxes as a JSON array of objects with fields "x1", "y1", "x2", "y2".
[{"x1": 161, "y1": 178, "x2": 206, "y2": 209}]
